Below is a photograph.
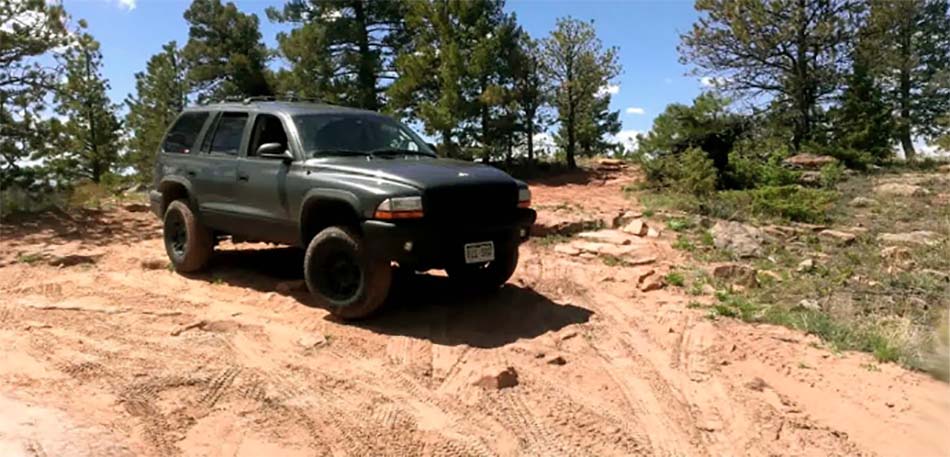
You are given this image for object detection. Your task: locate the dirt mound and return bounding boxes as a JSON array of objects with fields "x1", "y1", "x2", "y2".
[{"x1": 1, "y1": 166, "x2": 947, "y2": 456}]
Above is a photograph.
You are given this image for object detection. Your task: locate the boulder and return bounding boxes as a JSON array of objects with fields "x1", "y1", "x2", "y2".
[
  {"x1": 818, "y1": 229, "x2": 857, "y2": 245},
  {"x1": 874, "y1": 183, "x2": 930, "y2": 197},
  {"x1": 783, "y1": 153, "x2": 837, "y2": 170},
  {"x1": 646, "y1": 227, "x2": 661, "y2": 238},
  {"x1": 475, "y1": 367, "x2": 519, "y2": 390},
  {"x1": 758, "y1": 270, "x2": 783, "y2": 283},
  {"x1": 297, "y1": 334, "x2": 327, "y2": 349},
  {"x1": 554, "y1": 244, "x2": 581, "y2": 256},
  {"x1": 878, "y1": 231, "x2": 940, "y2": 246},
  {"x1": 639, "y1": 275, "x2": 666, "y2": 292},
  {"x1": 850, "y1": 197, "x2": 878, "y2": 208},
  {"x1": 880, "y1": 246, "x2": 912, "y2": 261},
  {"x1": 576, "y1": 230, "x2": 633, "y2": 245},
  {"x1": 710, "y1": 220, "x2": 768, "y2": 258},
  {"x1": 710, "y1": 263, "x2": 758, "y2": 288},
  {"x1": 620, "y1": 219, "x2": 649, "y2": 236},
  {"x1": 611, "y1": 210, "x2": 643, "y2": 229},
  {"x1": 532, "y1": 211, "x2": 603, "y2": 237},
  {"x1": 938, "y1": 164, "x2": 950, "y2": 174}
]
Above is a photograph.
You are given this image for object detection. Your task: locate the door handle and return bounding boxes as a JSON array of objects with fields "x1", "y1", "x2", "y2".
[{"x1": 237, "y1": 173, "x2": 249, "y2": 182}]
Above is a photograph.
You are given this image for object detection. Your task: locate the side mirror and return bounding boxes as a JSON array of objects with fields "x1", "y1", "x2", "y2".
[{"x1": 257, "y1": 142, "x2": 292, "y2": 161}]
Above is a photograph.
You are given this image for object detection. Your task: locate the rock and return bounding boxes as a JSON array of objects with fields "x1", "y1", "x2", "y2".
[
  {"x1": 475, "y1": 367, "x2": 519, "y2": 390},
  {"x1": 570, "y1": 241, "x2": 636, "y2": 258},
  {"x1": 646, "y1": 227, "x2": 661, "y2": 238},
  {"x1": 796, "y1": 299, "x2": 821, "y2": 311},
  {"x1": 140, "y1": 258, "x2": 167, "y2": 270},
  {"x1": 878, "y1": 231, "x2": 940, "y2": 246},
  {"x1": 937, "y1": 164, "x2": 950, "y2": 173},
  {"x1": 123, "y1": 203, "x2": 149, "y2": 212},
  {"x1": 710, "y1": 263, "x2": 758, "y2": 288},
  {"x1": 761, "y1": 224, "x2": 808, "y2": 239},
  {"x1": 297, "y1": 334, "x2": 327, "y2": 349},
  {"x1": 626, "y1": 255, "x2": 657, "y2": 266},
  {"x1": 874, "y1": 183, "x2": 930, "y2": 197},
  {"x1": 598, "y1": 158, "x2": 624, "y2": 166},
  {"x1": 634, "y1": 268, "x2": 655, "y2": 285},
  {"x1": 784, "y1": 153, "x2": 837, "y2": 169},
  {"x1": 545, "y1": 355, "x2": 567, "y2": 366},
  {"x1": 639, "y1": 275, "x2": 666, "y2": 292},
  {"x1": 620, "y1": 219, "x2": 648, "y2": 236},
  {"x1": 532, "y1": 211, "x2": 603, "y2": 237},
  {"x1": 276, "y1": 280, "x2": 305, "y2": 294},
  {"x1": 554, "y1": 244, "x2": 582, "y2": 256},
  {"x1": 850, "y1": 197, "x2": 878, "y2": 208},
  {"x1": 758, "y1": 270, "x2": 783, "y2": 283},
  {"x1": 701, "y1": 284, "x2": 717, "y2": 295},
  {"x1": 711, "y1": 221, "x2": 768, "y2": 258},
  {"x1": 797, "y1": 258, "x2": 815, "y2": 272},
  {"x1": 798, "y1": 171, "x2": 822, "y2": 186},
  {"x1": 880, "y1": 246, "x2": 912, "y2": 261},
  {"x1": 611, "y1": 210, "x2": 642, "y2": 229},
  {"x1": 48, "y1": 253, "x2": 102, "y2": 267},
  {"x1": 818, "y1": 229, "x2": 857, "y2": 245},
  {"x1": 123, "y1": 183, "x2": 147, "y2": 195},
  {"x1": 577, "y1": 230, "x2": 633, "y2": 245}
]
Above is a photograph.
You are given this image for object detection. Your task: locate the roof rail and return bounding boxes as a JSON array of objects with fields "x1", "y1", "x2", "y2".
[{"x1": 217, "y1": 94, "x2": 326, "y2": 104}]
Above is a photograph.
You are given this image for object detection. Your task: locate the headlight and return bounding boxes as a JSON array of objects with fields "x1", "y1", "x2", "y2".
[
  {"x1": 374, "y1": 196, "x2": 424, "y2": 219},
  {"x1": 518, "y1": 187, "x2": 531, "y2": 208}
]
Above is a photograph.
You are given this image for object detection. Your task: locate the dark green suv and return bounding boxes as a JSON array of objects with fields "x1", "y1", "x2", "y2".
[{"x1": 150, "y1": 99, "x2": 535, "y2": 319}]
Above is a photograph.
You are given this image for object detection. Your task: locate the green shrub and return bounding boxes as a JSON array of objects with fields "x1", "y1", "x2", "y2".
[
  {"x1": 726, "y1": 151, "x2": 799, "y2": 189},
  {"x1": 640, "y1": 147, "x2": 718, "y2": 196},
  {"x1": 710, "y1": 185, "x2": 836, "y2": 223},
  {"x1": 819, "y1": 162, "x2": 845, "y2": 189}
]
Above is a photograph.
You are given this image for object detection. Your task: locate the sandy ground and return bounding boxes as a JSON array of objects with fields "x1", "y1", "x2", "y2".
[{"x1": 1, "y1": 168, "x2": 948, "y2": 457}]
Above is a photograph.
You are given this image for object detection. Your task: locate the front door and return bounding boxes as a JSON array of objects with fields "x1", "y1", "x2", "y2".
[{"x1": 233, "y1": 113, "x2": 297, "y2": 244}]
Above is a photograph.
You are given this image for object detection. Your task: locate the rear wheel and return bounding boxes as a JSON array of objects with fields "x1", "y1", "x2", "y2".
[
  {"x1": 304, "y1": 227, "x2": 392, "y2": 320},
  {"x1": 446, "y1": 245, "x2": 519, "y2": 291},
  {"x1": 163, "y1": 199, "x2": 213, "y2": 273}
]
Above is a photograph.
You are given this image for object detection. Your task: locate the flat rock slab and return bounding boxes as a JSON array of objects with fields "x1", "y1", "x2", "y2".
[
  {"x1": 533, "y1": 211, "x2": 604, "y2": 237},
  {"x1": 874, "y1": 183, "x2": 930, "y2": 197},
  {"x1": 878, "y1": 231, "x2": 941, "y2": 246},
  {"x1": 576, "y1": 230, "x2": 641, "y2": 245}
]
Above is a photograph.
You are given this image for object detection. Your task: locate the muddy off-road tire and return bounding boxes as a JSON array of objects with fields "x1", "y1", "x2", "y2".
[
  {"x1": 446, "y1": 245, "x2": 519, "y2": 291},
  {"x1": 304, "y1": 226, "x2": 392, "y2": 320},
  {"x1": 163, "y1": 199, "x2": 213, "y2": 273}
]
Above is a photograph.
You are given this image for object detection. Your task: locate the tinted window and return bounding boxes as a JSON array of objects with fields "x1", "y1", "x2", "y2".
[
  {"x1": 248, "y1": 114, "x2": 289, "y2": 157},
  {"x1": 209, "y1": 112, "x2": 248, "y2": 156},
  {"x1": 162, "y1": 112, "x2": 209, "y2": 154},
  {"x1": 293, "y1": 114, "x2": 434, "y2": 157}
]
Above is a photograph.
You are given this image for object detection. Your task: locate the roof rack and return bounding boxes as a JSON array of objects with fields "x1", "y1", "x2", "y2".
[{"x1": 218, "y1": 93, "x2": 326, "y2": 104}]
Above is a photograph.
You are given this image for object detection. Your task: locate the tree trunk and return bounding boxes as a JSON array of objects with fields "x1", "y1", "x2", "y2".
[
  {"x1": 353, "y1": 0, "x2": 377, "y2": 111},
  {"x1": 441, "y1": 129, "x2": 453, "y2": 158},
  {"x1": 899, "y1": 31, "x2": 916, "y2": 160},
  {"x1": 526, "y1": 116, "x2": 534, "y2": 162}
]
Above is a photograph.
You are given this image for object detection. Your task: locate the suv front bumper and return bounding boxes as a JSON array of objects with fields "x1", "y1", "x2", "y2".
[{"x1": 361, "y1": 208, "x2": 536, "y2": 270}]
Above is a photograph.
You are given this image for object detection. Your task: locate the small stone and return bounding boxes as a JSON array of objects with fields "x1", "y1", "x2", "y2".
[
  {"x1": 612, "y1": 210, "x2": 642, "y2": 229},
  {"x1": 646, "y1": 227, "x2": 661, "y2": 238},
  {"x1": 545, "y1": 355, "x2": 567, "y2": 366},
  {"x1": 276, "y1": 280, "x2": 305, "y2": 294},
  {"x1": 701, "y1": 284, "x2": 716, "y2": 295},
  {"x1": 878, "y1": 231, "x2": 941, "y2": 247},
  {"x1": 874, "y1": 183, "x2": 929, "y2": 197},
  {"x1": 797, "y1": 258, "x2": 815, "y2": 272},
  {"x1": 850, "y1": 197, "x2": 878, "y2": 208},
  {"x1": 639, "y1": 275, "x2": 665, "y2": 292},
  {"x1": 758, "y1": 270, "x2": 783, "y2": 283},
  {"x1": 710, "y1": 263, "x2": 758, "y2": 288},
  {"x1": 297, "y1": 334, "x2": 327, "y2": 349},
  {"x1": 621, "y1": 219, "x2": 648, "y2": 236},
  {"x1": 475, "y1": 367, "x2": 519, "y2": 390},
  {"x1": 576, "y1": 230, "x2": 633, "y2": 245},
  {"x1": 796, "y1": 299, "x2": 821, "y2": 311},
  {"x1": 634, "y1": 268, "x2": 655, "y2": 285},
  {"x1": 554, "y1": 244, "x2": 582, "y2": 256},
  {"x1": 746, "y1": 377, "x2": 768, "y2": 391},
  {"x1": 819, "y1": 229, "x2": 857, "y2": 244},
  {"x1": 140, "y1": 258, "x2": 167, "y2": 270}
]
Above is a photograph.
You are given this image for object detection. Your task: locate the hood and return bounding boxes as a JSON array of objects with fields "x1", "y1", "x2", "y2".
[{"x1": 302, "y1": 156, "x2": 518, "y2": 190}]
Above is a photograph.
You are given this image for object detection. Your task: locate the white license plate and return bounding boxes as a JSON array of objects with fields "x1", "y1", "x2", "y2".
[{"x1": 464, "y1": 241, "x2": 495, "y2": 264}]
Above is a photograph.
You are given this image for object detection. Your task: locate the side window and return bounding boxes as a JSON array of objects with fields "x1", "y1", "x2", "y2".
[
  {"x1": 248, "y1": 114, "x2": 289, "y2": 157},
  {"x1": 208, "y1": 112, "x2": 249, "y2": 156},
  {"x1": 162, "y1": 112, "x2": 209, "y2": 154}
]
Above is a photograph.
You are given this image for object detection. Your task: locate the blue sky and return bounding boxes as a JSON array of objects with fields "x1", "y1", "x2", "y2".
[{"x1": 63, "y1": 0, "x2": 709, "y2": 145}]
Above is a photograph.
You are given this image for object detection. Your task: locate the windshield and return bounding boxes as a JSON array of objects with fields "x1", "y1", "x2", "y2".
[{"x1": 293, "y1": 113, "x2": 436, "y2": 158}]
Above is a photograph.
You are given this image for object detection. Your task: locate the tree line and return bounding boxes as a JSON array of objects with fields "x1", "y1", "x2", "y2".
[{"x1": 1, "y1": 0, "x2": 623, "y2": 191}]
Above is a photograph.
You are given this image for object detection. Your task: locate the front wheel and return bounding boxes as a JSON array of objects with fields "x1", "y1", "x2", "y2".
[
  {"x1": 446, "y1": 245, "x2": 519, "y2": 291},
  {"x1": 303, "y1": 227, "x2": 392, "y2": 320}
]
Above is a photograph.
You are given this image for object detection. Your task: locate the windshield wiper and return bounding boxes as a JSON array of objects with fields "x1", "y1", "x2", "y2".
[{"x1": 368, "y1": 148, "x2": 436, "y2": 158}]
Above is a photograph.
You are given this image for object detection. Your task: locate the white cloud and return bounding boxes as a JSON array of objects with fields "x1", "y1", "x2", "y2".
[
  {"x1": 596, "y1": 84, "x2": 620, "y2": 98},
  {"x1": 700, "y1": 76, "x2": 728, "y2": 88},
  {"x1": 610, "y1": 129, "x2": 642, "y2": 152},
  {"x1": 625, "y1": 107, "x2": 645, "y2": 115},
  {"x1": 116, "y1": 0, "x2": 136, "y2": 10}
]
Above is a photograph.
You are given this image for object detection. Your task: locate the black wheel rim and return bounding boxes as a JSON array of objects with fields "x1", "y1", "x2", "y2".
[
  {"x1": 314, "y1": 248, "x2": 363, "y2": 302},
  {"x1": 165, "y1": 211, "x2": 187, "y2": 257}
]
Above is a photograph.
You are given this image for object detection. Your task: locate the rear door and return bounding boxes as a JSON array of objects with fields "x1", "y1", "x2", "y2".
[
  {"x1": 192, "y1": 111, "x2": 250, "y2": 231},
  {"x1": 232, "y1": 112, "x2": 297, "y2": 244}
]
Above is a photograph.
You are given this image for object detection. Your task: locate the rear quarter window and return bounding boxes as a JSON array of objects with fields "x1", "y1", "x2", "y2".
[{"x1": 162, "y1": 112, "x2": 209, "y2": 154}]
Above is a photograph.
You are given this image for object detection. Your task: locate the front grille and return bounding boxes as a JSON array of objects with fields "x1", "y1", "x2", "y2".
[{"x1": 424, "y1": 183, "x2": 518, "y2": 226}]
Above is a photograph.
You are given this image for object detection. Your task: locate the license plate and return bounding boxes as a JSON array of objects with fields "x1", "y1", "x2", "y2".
[{"x1": 464, "y1": 241, "x2": 495, "y2": 264}]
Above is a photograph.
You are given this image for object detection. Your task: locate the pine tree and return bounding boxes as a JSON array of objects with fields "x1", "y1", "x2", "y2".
[
  {"x1": 182, "y1": 0, "x2": 272, "y2": 101},
  {"x1": 542, "y1": 17, "x2": 620, "y2": 168},
  {"x1": 863, "y1": 0, "x2": 950, "y2": 159},
  {"x1": 268, "y1": 0, "x2": 407, "y2": 110},
  {"x1": 577, "y1": 91, "x2": 621, "y2": 157},
  {"x1": 48, "y1": 32, "x2": 122, "y2": 183},
  {"x1": 0, "y1": 0, "x2": 69, "y2": 188},
  {"x1": 125, "y1": 42, "x2": 188, "y2": 183},
  {"x1": 829, "y1": 52, "x2": 894, "y2": 163},
  {"x1": 679, "y1": 0, "x2": 858, "y2": 150},
  {"x1": 511, "y1": 34, "x2": 548, "y2": 162}
]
